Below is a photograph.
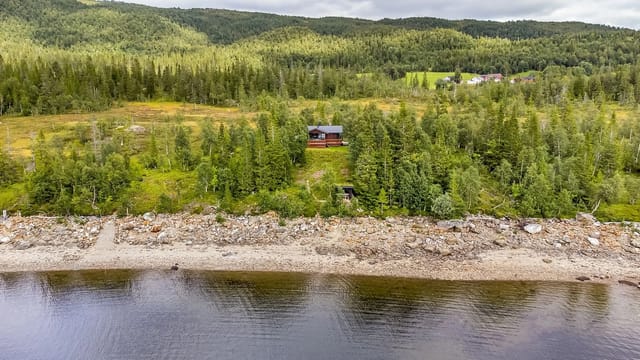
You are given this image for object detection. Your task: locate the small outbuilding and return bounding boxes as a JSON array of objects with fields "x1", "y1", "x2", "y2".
[
  {"x1": 307, "y1": 125, "x2": 344, "y2": 148},
  {"x1": 341, "y1": 186, "x2": 355, "y2": 200}
]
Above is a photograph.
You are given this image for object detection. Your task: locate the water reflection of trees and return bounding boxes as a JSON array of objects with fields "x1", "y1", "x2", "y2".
[
  {"x1": 36, "y1": 270, "x2": 137, "y2": 304},
  {"x1": 0, "y1": 272, "x2": 33, "y2": 291},
  {"x1": 466, "y1": 281, "x2": 540, "y2": 324},
  {"x1": 178, "y1": 271, "x2": 310, "y2": 324},
  {"x1": 341, "y1": 276, "x2": 459, "y2": 336},
  {"x1": 559, "y1": 283, "x2": 610, "y2": 322}
]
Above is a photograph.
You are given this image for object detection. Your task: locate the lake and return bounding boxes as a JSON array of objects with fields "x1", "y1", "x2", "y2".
[{"x1": 1, "y1": 270, "x2": 639, "y2": 359}]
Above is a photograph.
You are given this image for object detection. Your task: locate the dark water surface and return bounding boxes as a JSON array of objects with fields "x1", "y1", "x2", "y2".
[{"x1": 1, "y1": 271, "x2": 639, "y2": 360}]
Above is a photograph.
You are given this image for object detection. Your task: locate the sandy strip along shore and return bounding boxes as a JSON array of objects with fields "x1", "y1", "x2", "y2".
[{"x1": 1, "y1": 213, "x2": 639, "y2": 283}]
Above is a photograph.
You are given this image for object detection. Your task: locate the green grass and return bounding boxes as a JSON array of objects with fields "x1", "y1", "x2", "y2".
[
  {"x1": 356, "y1": 73, "x2": 374, "y2": 78},
  {"x1": 125, "y1": 164, "x2": 201, "y2": 214},
  {"x1": 294, "y1": 147, "x2": 351, "y2": 203},
  {"x1": 509, "y1": 70, "x2": 538, "y2": 79},
  {"x1": 296, "y1": 147, "x2": 351, "y2": 186},
  {"x1": 596, "y1": 204, "x2": 640, "y2": 222},
  {"x1": 0, "y1": 183, "x2": 27, "y2": 212},
  {"x1": 404, "y1": 71, "x2": 478, "y2": 89},
  {"x1": 1, "y1": 101, "x2": 255, "y2": 158}
]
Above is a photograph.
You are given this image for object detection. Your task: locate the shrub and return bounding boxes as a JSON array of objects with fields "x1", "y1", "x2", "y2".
[{"x1": 431, "y1": 193, "x2": 455, "y2": 219}]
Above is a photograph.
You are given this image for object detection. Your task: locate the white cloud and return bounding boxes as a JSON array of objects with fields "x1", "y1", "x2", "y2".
[{"x1": 122, "y1": 0, "x2": 640, "y2": 29}]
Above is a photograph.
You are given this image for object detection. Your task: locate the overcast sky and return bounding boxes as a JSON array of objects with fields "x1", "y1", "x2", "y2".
[{"x1": 123, "y1": 0, "x2": 639, "y2": 29}]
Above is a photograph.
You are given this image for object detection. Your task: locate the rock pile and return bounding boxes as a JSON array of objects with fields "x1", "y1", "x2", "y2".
[
  {"x1": 1, "y1": 212, "x2": 639, "y2": 264},
  {"x1": 0, "y1": 216, "x2": 103, "y2": 249}
]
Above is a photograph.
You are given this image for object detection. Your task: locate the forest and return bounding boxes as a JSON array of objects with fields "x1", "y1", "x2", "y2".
[{"x1": 1, "y1": 0, "x2": 640, "y2": 220}]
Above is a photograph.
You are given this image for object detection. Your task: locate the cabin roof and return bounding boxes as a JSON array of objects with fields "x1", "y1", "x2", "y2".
[{"x1": 308, "y1": 125, "x2": 343, "y2": 134}]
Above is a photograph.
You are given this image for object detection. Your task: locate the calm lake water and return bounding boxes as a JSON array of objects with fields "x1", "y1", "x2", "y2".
[{"x1": 1, "y1": 271, "x2": 639, "y2": 360}]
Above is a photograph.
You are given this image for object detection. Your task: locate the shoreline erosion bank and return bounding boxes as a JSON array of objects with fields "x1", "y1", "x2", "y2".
[{"x1": 1, "y1": 213, "x2": 639, "y2": 283}]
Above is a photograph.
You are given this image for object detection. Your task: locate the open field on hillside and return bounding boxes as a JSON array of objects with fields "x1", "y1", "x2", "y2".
[
  {"x1": 0, "y1": 99, "x2": 435, "y2": 158},
  {"x1": 0, "y1": 102, "x2": 255, "y2": 157},
  {"x1": 404, "y1": 72, "x2": 478, "y2": 89}
]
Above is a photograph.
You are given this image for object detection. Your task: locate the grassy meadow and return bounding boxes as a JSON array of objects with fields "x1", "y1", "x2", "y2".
[{"x1": 404, "y1": 72, "x2": 479, "y2": 89}]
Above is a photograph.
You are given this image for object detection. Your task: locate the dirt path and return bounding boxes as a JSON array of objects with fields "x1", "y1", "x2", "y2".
[{"x1": 93, "y1": 221, "x2": 116, "y2": 252}]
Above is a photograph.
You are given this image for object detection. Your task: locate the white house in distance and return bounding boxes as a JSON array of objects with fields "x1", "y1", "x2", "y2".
[{"x1": 467, "y1": 73, "x2": 503, "y2": 85}]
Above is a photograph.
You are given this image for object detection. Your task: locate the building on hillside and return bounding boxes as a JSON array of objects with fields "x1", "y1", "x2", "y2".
[
  {"x1": 467, "y1": 73, "x2": 503, "y2": 85},
  {"x1": 467, "y1": 77, "x2": 483, "y2": 85},
  {"x1": 482, "y1": 73, "x2": 503, "y2": 82},
  {"x1": 341, "y1": 186, "x2": 355, "y2": 200},
  {"x1": 307, "y1": 125, "x2": 344, "y2": 148}
]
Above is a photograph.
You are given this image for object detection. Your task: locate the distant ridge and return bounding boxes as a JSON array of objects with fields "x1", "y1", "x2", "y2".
[{"x1": 0, "y1": 0, "x2": 631, "y2": 46}]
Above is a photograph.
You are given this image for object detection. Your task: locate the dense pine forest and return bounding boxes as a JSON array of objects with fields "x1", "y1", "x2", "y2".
[{"x1": 2, "y1": 0, "x2": 640, "y2": 220}]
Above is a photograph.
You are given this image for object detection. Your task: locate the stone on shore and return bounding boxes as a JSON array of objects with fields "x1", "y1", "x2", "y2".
[
  {"x1": 14, "y1": 240, "x2": 32, "y2": 250},
  {"x1": 315, "y1": 246, "x2": 330, "y2": 255},
  {"x1": 157, "y1": 232, "x2": 171, "y2": 244},
  {"x1": 576, "y1": 213, "x2": 598, "y2": 224},
  {"x1": 494, "y1": 238, "x2": 507, "y2": 247},
  {"x1": 437, "y1": 220, "x2": 474, "y2": 232},
  {"x1": 3, "y1": 213, "x2": 640, "y2": 281},
  {"x1": 618, "y1": 279, "x2": 639, "y2": 287},
  {"x1": 524, "y1": 224, "x2": 542, "y2": 234},
  {"x1": 587, "y1": 237, "x2": 600, "y2": 246},
  {"x1": 142, "y1": 212, "x2": 155, "y2": 222}
]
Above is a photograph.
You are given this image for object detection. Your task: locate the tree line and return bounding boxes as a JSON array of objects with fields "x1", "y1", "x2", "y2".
[
  {"x1": 1, "y1": 98, "x2": 309, "y2": 215},
  {"x1": 4, "y1": 52, "x2": 640, "y2": 117},
  {"x1": 344, "y1": 85, "x2": 640, "y2": 218}
]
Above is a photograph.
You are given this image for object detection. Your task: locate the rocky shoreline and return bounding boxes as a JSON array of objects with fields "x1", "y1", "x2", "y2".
[{"x1": 1, "y1": 212, "x2": 640, "y2": 284}]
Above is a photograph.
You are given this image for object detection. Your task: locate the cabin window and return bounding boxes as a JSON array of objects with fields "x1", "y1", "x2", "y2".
[{"x1": 309, "y1": 132, "x2": 325, "y2": 140}]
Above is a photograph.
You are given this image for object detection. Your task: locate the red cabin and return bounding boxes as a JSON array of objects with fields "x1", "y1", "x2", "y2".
[{"x1": 307, "y1": 125, "x2": 344, "y2": 148}]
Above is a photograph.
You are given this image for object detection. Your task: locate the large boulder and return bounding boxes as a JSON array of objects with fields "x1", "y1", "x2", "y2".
[
  {"x1": 524, "y1": 223, "x2": 542, "y2": 234},
  {"x1": 157, "y1": 232, "x2": 171, "y2": 244},
  {"x1": 576, "y1": 213, "x2": 598, "y2": 224},
  {"x1": 142, "y1": 212, "x2": 156, "y2": 222}
]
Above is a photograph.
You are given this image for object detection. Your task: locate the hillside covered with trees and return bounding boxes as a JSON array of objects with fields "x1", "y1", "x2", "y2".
[{"x1": 1, "y1": 0, "x2": 640, "y2": 220}]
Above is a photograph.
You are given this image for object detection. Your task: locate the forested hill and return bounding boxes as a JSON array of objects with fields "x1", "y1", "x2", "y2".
[
  {"x1": 144, "y1": 8, "x2": 627, "y2": 44},
  {"x1": 2, "y1": 0, "x2": 640, "y2": 115},
  {"x1": 0, "y1": 0, "x2": 631, "y2": 47}
]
